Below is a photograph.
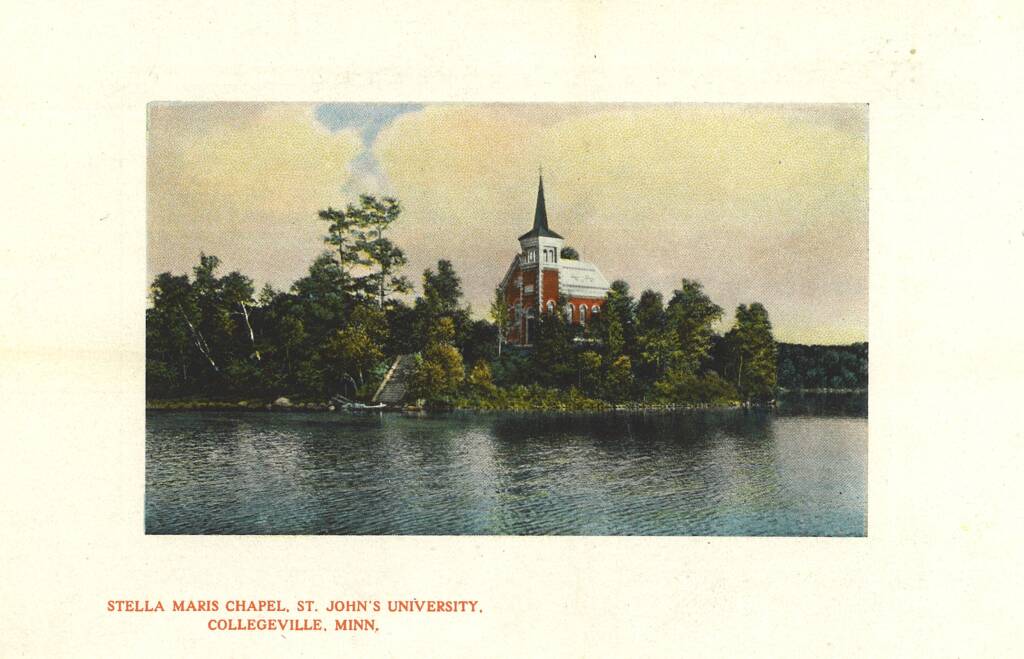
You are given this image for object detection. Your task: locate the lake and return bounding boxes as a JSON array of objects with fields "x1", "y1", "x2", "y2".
[{"x1": 145, "y1": 394, "x2": 867, "y2": 536}]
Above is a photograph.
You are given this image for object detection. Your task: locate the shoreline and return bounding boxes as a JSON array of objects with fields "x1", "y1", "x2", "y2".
[{"x1": 144, "y1": 396, "x2": 851, "y2": 413}]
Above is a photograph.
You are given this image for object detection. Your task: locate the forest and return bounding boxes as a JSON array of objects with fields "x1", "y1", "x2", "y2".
[
  {"x1": 776, "y1": 342, "x2": 868, "y2": 392},
  {"x1": 146, "y1": 194, "x2": 860, "y2": 410}
]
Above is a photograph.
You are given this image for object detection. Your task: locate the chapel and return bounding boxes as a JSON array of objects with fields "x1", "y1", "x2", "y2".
[{"x1": 498, "y1": 174, "x2": 610, "y2": 346}]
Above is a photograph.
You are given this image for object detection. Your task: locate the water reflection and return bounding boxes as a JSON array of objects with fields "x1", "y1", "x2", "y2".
[{"x1": 146, "y1": 395, "x2": 866, "y2": 536}]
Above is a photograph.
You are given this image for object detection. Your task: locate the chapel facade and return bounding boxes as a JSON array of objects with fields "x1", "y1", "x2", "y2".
[{"x1": 498, "y1": 175, "x2": 611, "y2": 346}]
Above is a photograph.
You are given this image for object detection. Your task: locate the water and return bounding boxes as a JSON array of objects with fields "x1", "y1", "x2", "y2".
[{"x1": 145, "y1": 395, "x2": 867, "y2": 536}]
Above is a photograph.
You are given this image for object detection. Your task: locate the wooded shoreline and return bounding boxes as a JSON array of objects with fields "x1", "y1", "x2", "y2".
[
  {"x1": 146, "y1": 395, "x2": 853, "y2": 413},
  {"x1": 148, "y1": 194, "x2": 867, "y2": 410}
]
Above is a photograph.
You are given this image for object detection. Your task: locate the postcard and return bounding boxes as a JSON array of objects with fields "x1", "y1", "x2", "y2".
[
  {"x1": 3, "y1": 2, "x2": 1018, "y2": 657},
  {"x1": 145, "y1": 102, "x2": 868, "y2": 538}
]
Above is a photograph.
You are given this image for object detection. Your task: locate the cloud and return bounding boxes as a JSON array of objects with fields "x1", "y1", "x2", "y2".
[
  {"x1": 374, "y1": 104, "x2": 867, "y2": 344},
  {"x1": 148, "y1": 103, "x2": 868, "y2": 344},
  {"x1": 147, "y1": 102, "x2": 363, "y2": 288},
  {"x1": 314, "y1": 103, "x2": 425, "y2": 195},
  {"x1": 315, "y1": 103, "x2": 425, "y2": 144}
]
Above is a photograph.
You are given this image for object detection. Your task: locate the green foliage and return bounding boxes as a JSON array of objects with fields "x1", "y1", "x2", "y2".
[
  {"x1": 422, "y1": 259, "x2": 464, "y2": 315},
  {"x1": 604, "y1": 355, "x2": 635, "y2": 402},
  {"x1": 577, "y1": 350, "x2": 603, "y2": 396},
  {"x1": 776, "y1": 342, "x2": 867, "y2": 390},
  {"x1": 146, "y1": 191, "x2": 844, "y2": 409},
  {"x1": 296, "y1": 358, "x2": 328, "y2": 396},
  {"x1": 559, "y1": 246, "x2": 579, "y2": 260},
  {"x1": 605, "y1": 312, "x2": 625, "y2": 358},
  {"x1": 454, "y1": 383, "x2": 608, "y2": 412},
  {"x1": 666, "y1": 279, "x2": 723, "y2": 374},
  {"x1": 408, "y1": 316, "x2": 465, "y2": 406},
  {"x1": 489, "y1": 346, "x2": 534, "y2": 386},
  {"x1": 602, "y1": 280, "x2": 636, "y2": 346},
  {"x1": 428, "y1": 316, "x2": 456, "y2": 345},
  {"x1": 322, "y1": 324, "x2": 384, "y2": 387},
  {"x1": 531, "y1": 303, "x2": 577, "y2": 387},
  {"x1": 317, "y1": 194, "x2": 411, "y2": 308},
  {"x1": 652, "y1": 369, "x2": 739, "y2": 405},
  {"x1": 145, "y1": 358, "x2": 180, "y2": 397},
  {"x1": 413, "y1": 259, "x2": 473, "y2": 356},
  {"x1": 462, "y1": 319, "x2": 498, "y2": 367},
  {"x1": 489, "y1": 287, "x2": 510, "y2": 357},
  {"x1": 466, "y1": 359, "x2": 497, "y2": 395},
  {"x1": 290, "y1": 251, "x2": 351, "y2": 342},
  {"x1": 634, "y1": 290, "x2": 674, "y2": 382},
  {"x1": 722, "y1": 303, "x2": 778, "y2": 401}
]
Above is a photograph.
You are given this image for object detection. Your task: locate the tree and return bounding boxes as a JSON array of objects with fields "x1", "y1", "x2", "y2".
[
  {"x1": 408, "y1": 317, "x2": 465, "y2": 406},
  {"x1": 349, "y1": 195, "x2": 411, "y2": 308},
  {"x1": 277, "y1": 316, "x2": 306, "y2": 375},
  {"x1": 422, "y1": 259, "x2": 464, "y2": 315},
  {"x1": 593, "y1": 279, "x2": 635, "y2": 351},
  {"x1": 148, "y1": 273, "x2": 198, "y2": 381},
  {"x1": 489, "y1": 287, "x2": 510, "y2": 357},
  {"x1": 384, "y1": 301, "x2": 418, "y2": 356},
  {"x1": 321, "y1": 305, "x2": 388, "y2": 388},
  {"x1": 666, "y1": 279, "x2": 723, "y2": 374},
  {"x1": 462, "y1": 319, "x2": 498, "y2": 367},
  {"x1": 291, "y1": 251, "x2": 351, "y2": 342},
  {"x1": 604, "y1": 355, "x2": 634, "y2": 403},
  {"x1": 635, "y1": 290, "x2": 674, "y2": 382},
  {"x1": 605, "y1": 312, "x2": 626, "y2": 359},
  {"x1": 559, "y1": 246, "x2": 579, "y2": 260},
  {"x1": 416, "y1": 259, "x2": 472, "y2": 354},
  {"x1": 151, "y1": 269, "x2": 219, "y2": 374},
  {"x1": 428, "y1": 316, "x2": 456, "y2": 345},
  {"x1": 466, "y1": 359, "x2": 496, "y2": 395},
  {"x1": 190, "y1": 253, "x2": 233, "y2": 370},
  {"x1": 652, "y1": 368, "x2": 739, "y2": 405},
  {"x1": 531, "y1": 301, "x2": 576, "y2": 387},
  {"x1": 317, "y1": 206, "x2": 366, "y2": 294},
  {"x1": 317, "y1": 194, "x2": 411, "y2": 309},
  {"x1": 220, "y1": 271, "x2": 260, "y2": 360},
  {"x1": 322, "y1": 325, "x2": 382, "y2": 389},
  {"x1": 578, "y1": 350, "x2": 603, "y2": 395},
  {"x1": 723, "y1": 303, "x2": 778, "y2": 401}
]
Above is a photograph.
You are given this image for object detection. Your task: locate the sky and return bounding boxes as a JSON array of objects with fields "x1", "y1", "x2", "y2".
[{"x1": 147, "y1": 102, "x2": 868, "y2": 344}]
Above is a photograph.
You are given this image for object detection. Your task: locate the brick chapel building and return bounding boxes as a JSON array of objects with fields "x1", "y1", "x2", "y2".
[{"x1": 499, "y1": 175, "x2": 610, "y2": 346}]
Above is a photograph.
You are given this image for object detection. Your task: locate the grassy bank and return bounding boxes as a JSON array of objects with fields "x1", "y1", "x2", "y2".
[{"x1": 147, "y1": 384, "x2": 754, "y2": 413}]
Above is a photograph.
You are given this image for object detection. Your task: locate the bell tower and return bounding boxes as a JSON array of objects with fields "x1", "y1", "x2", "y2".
[{"x1": 518, "y1": 172, "x2": 564, "y2": 313}]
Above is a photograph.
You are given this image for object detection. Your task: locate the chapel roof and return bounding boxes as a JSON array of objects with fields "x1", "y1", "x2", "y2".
[{"x1": 518, "y1": 174, "x2": 563, "y2": 240}]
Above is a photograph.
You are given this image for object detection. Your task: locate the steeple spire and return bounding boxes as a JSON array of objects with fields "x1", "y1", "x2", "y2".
[
  {"x1": 519, "y1": 171, "x2": 562, "y2": 240},
  {"x1": 534, "y1": 171, "x2": 549, "y2": 232}
]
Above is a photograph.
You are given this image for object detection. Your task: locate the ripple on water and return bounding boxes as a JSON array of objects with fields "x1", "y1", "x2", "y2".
[{"x1": 145, "y1": 407, "x2": 867, "y2": 536}]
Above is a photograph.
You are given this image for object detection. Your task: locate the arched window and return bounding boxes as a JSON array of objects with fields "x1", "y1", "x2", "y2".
[
  {"x1": 592, "y1": 304, "x2": 600, "y2": 314},
  {"x1": 546, "y1": 300, "x2": 555, "y2": 314},
  {"x1": 579, "y1": 305, "x2": 587, "y2": 326},
  {"x1": 568, "y1": 303, "x2": 575, "y2": 322}
]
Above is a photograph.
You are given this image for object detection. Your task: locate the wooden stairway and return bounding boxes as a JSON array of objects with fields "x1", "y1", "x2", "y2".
[{"x1": 372, "y1": 354, "x2": 417, "y2": 406}]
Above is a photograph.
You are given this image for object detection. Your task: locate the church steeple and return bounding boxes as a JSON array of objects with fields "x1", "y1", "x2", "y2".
[{"x1": 519, "y1": 172, "x2": 563, "y2": 240}]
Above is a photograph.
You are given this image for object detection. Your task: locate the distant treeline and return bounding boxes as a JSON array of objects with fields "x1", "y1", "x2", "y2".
[{"x1": 776, "y1": 342, "x2": 868, "y2": 391}]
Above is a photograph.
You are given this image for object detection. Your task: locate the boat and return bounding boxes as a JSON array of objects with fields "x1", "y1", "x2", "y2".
[{"x1": 329, "y1": 394, "x2": 386, "y2": 412}]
